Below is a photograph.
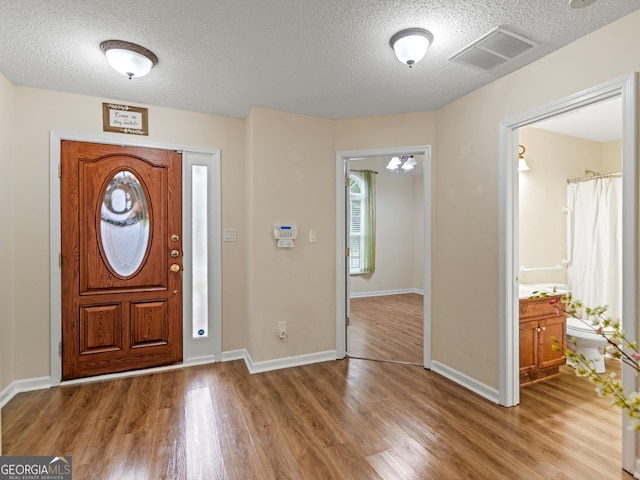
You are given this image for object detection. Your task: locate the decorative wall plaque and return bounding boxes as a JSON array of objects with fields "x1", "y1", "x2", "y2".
[{"x1": 102, "y1": 103, "x2": 148, "y2": 135}]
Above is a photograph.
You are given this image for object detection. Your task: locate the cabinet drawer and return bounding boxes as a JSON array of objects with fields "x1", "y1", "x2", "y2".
[{"x1": 520, "y1": 296, "x2": 563, "y2": 320}]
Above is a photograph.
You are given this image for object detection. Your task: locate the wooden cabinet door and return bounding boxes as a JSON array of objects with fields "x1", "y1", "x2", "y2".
[
  {"x1": 519, "y1": 319, "x2": 539, "y2": 376},
  {"x1": 61, "y1": 141, "x2": 183, "y2": 380},
  {"x1": 539, "y1": 316, "x2": 566, "y2": 370}
]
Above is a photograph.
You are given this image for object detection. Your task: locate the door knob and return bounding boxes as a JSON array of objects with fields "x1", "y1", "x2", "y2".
[{"x1": 170, "y1": 264, "x2": 181, "y2": 273}]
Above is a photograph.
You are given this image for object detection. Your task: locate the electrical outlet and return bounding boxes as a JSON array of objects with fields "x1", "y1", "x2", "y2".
[{"x1": 277, "y1": 321, "x2": 287, "y2": 340}]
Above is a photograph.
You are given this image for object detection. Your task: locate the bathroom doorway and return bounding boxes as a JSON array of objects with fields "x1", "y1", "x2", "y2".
[
  {"x1": 516, "y1": 97, "x2": 624, "y2": 463},
  {"x1": 499, "y1": 74, "x2": 637, "y2": 472},
  {"x1": 334, "y1": 145, "x2": 432, "y2": 367}
]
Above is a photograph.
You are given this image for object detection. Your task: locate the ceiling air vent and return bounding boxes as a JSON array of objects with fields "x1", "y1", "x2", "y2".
[{"x1": 448, "y1": 27, "x2": 537, "y2": 71}]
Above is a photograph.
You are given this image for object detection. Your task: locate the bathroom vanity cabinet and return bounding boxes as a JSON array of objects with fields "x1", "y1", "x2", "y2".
[{"x1": 519, "y1": 295, "x2": 566, "y2": 385}]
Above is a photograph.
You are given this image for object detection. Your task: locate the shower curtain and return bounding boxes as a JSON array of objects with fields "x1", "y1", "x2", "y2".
[{"x1": 566, "y1": 176, "x2": 622, "y2": 322}]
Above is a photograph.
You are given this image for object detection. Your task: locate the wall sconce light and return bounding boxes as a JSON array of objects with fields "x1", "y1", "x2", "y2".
[
  {"x1": 518, "y1": 145, "x2": 530, "y2": 172},
  {"x1": 100, "y1": 40, "x2": 158, "y2": 79},
  {"x1": 390, "y1": 28, "x2": 433, "y2": 68}
]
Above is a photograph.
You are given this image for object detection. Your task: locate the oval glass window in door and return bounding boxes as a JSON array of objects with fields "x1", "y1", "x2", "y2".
[{"x1": 100, "y1": 170, "x2": 150, "y2": 277}]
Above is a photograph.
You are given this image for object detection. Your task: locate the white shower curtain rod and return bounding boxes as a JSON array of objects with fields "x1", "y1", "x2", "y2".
[{"x1": 567, "y1": 171, "x2": 621, "y2": 184}]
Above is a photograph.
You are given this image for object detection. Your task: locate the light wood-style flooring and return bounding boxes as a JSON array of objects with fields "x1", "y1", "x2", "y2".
[
  {"x1": 1, "y1": 356, "x2": 631, "y2": 479},
  {"x1": 348, "y1": 293, "x2": 423, "y2": 364}
]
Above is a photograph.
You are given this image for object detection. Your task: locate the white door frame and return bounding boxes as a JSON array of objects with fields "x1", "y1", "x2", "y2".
[
  {"x1": 498, "y1": 74, "x2": 638, "y2": 473},
  {"x1": 335, "y1": 145, "x2": 432, "y2": 367},
  {"x1": 49, "y1": 131, "x2": 222, "y2": 385}
]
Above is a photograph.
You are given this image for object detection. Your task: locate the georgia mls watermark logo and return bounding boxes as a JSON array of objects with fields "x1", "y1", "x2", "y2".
[{"x1": 0, "y1": 456, "x2": 72, "y2": 480}]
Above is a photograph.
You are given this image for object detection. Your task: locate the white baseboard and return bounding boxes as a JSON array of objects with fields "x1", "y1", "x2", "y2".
[
  {"x1": 431, "y1": 360, "x2": 500, "y2": 405},
  {"x1": 0, "y1": 376, "x2": 52, "y2": 409},
  {"x1": 244, "y1": 350, "x2": 337, "y2": 374},
  {"x1": 221, "y1": 349, "x2": 247, "y2": 362},
  {"x1": 350, "y1": 288, "x2": 424, "y2": 299},
  {"x1": 0, "y1": 349, "x2": 336, "y2": 408},
  {"x1": 183, "y1": 355, "x2": 218, "y2": 367}
]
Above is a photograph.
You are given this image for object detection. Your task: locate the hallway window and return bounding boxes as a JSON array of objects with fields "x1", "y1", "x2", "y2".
[{"x1": 349, "y1": 171, "x2": 376, "y2": 274}]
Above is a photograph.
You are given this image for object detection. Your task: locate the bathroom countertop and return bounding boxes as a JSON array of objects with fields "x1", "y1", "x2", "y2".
[{"x1": 519, "y1": 283, "x2": 568, "y2": 300}]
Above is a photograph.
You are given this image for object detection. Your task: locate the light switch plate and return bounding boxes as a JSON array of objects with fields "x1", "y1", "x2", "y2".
[{"x1": 223, "y1": 228, "x2": 237, "y2": 242}]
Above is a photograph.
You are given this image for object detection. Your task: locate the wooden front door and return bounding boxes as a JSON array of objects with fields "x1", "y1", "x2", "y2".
[{"x1": 60, "y1": 141, "x2": 183, "y2": 380}]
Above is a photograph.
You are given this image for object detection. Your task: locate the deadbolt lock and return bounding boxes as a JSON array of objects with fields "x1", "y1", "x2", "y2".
[
  {"x1": 170, "y1": 264, "x2": 181, "y2": 273},
  {"x1": 171, "y1": 234, "x2": 180, "y2": 242},
  {"x1": 170, "y1": 249, "x2": 180, "y2": 258}
]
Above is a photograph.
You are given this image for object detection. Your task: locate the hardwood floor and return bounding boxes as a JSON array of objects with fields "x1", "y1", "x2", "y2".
[
  {"x1": 348, "y1": 293, "x2": 423, "y2": 364},
  {"x1": 2, "y1": 357, "x2": 631, "y2": 479}
]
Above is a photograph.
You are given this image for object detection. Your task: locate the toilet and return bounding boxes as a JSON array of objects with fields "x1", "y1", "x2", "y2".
[{"x1": 565, "y1": 317, "x2": 615, "y2": 374}]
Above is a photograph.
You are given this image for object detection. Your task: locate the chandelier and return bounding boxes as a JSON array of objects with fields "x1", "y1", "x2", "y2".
[{"x1": 386, "y1": 155, "x2": 417, "y2": 172}]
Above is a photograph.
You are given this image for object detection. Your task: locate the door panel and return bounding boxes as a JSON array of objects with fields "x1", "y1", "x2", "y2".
[
  {"x1": 79, "y1": 304, "x2": 122, "y2": 354},
  {"x1": 130, "y1": 300, "x2": 168, "y2": 348},
  {"x1": 61, "y1": 141, "x2": 182, "y2": 380}
]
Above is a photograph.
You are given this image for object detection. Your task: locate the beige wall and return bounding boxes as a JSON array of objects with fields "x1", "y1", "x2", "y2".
[
  {"x1": 335, "y1": 113, "x2": 435, "y2": 298},
  {"x1": 603, "y1": 139, "x2": 623, "y2": 172},
  {"x1": 433, "y1": 9, "x2": 640, "y2": 388},
  {"x1": 245, "y1": 107, "x2": 336, "y2": 362},
  {"x1": 518, "y1": 127, "x2": 617, "y2": 273},
  {"x1": 0, "y1": 72, "x2": 15, "y2": 451},
  {"x1": 10, "y1": 87, "x2": 246, "y2": 381},
  {"x1": 350, "y1": 170, "x2": 424, "y2": 295},
  {"x1": 335, "y1": 112, "x2": 436, "y2": 151},
  {"x1": 413, "y1": 174, "x2": 425, "y2": 290}
]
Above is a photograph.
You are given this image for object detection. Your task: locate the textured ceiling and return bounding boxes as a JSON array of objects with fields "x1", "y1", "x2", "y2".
[{"x1": 1, "y1": 0, "x2": 639, "y2": 119}]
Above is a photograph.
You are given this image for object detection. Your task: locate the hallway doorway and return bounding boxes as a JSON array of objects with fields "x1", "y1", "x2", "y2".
[{"x1": 335, "y1": 145, "x2": 432, "y2": 367}]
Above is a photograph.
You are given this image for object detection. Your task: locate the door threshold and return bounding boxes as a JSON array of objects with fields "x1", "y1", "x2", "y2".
[
  {"x1": 60, "y1": 362, "x2": 186, "y2": 387},
  {"x1": 347, "y1": 354, "x2": 422, "y2": 367}
]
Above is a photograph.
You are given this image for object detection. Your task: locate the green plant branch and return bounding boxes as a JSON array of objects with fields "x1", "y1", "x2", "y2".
[{"x1": 532, "y1": 290, "x2": 640, "y2": 430}]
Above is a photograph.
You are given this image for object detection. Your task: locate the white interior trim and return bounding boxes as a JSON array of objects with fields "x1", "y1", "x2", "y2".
[
  {"x1": 431, "y1": 361, "x2": 500, "y2": 404},
  {"x1": 498, "y1": 74, "x2": 638, "y2": 474},
  {"x1": 182, "y1": 150, "x2": 223, "y2": 362},
  {"x1": 350, "y1": 288, "x2": 424, "y2": 298},
  {"x1": 1, "y1": 350, "x2": 246, "y2": 408},
  {"x1": 0, "y1": 376, "x2": 51, "y2": 409},
  {"x1": 49, "y1": 131, "x2": 221, "y2": 385},
  {"x1": 335, "y1": 145, "x2": 432, "y2": 368},
  {"x1": 244, "y1": 350, "x2": 337, "y2": 374}
]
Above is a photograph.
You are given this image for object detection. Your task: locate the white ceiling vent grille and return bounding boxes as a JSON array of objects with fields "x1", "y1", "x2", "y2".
[{"x1": 448, "y1": 27, "x2": 538, "y2": 71}]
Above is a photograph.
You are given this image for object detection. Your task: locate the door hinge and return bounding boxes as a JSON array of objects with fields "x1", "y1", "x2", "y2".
[
  {"x1": 345, "y1": 177, "x2": 349, "y2": 186},
  {"x1": 58, "y1": 163, "x2": 61, "y2": 178},
  {"x1": 345, "y1": 247, "x2": 350, "y2": 257},
  {"x1": 58, "y1": 341, "x2": 62, "y2": 357},
  {"x1": 346, "y1": 316, "x2": 350, "y2": 326},
  {"x1": 58, "y1": 252, "x2": 62, "y2": 268}
]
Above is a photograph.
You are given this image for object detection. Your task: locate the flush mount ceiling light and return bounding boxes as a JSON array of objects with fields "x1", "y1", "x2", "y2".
[
  {"x1": 390, "y1": 28, "x2": 433, "y2": 68},
  {"x1": 100, "y1": 40, "x2": 158, "y2": 79}
]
